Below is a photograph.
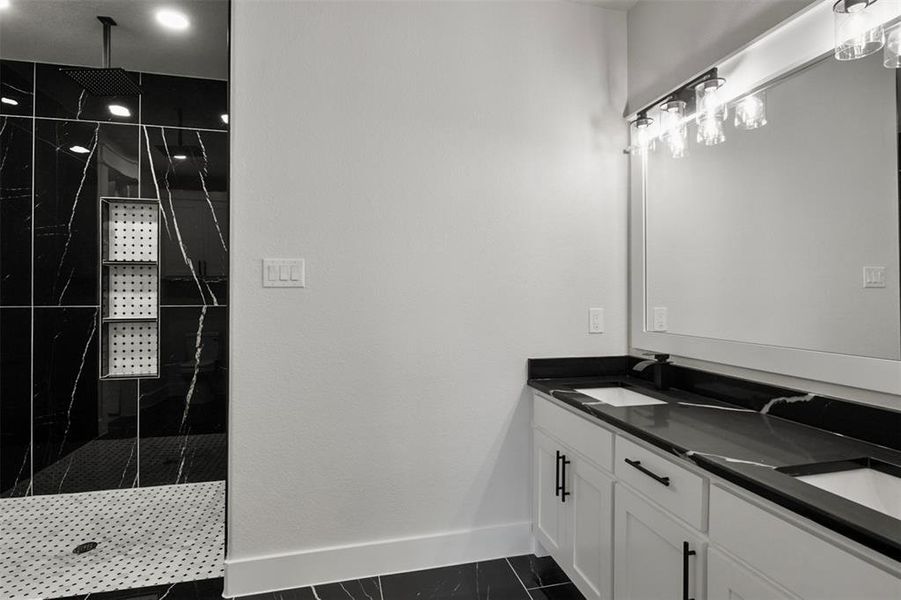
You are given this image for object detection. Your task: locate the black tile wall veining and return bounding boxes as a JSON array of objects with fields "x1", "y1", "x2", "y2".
[
  {"x1": 0, "y1": 60, "x2": 34, "y2": 117},
  {"x1": 0, "y1": 58, "x2": 228, "y2": 496},
  {"x1": 140, "y1": 126, "x2": 229, "y2": 306},
  {"x1": 0, "y1": 116, "x2": 33, "y2": 306},
  {"x1": 34, "y1": 63, "x2": 140, "y2": 123},
  {"x1": 0, "y1": 308, "x2": 31, "y2": 496}
]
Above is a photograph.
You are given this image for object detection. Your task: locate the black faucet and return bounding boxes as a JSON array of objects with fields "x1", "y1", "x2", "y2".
[{"x1": 632, "y1": 353, "x2": 671, "y2": 390}]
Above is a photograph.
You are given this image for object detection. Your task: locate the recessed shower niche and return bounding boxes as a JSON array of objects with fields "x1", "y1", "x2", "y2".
[{"x1": 100, "y1": 197, "x2": 161, "y2": 378}]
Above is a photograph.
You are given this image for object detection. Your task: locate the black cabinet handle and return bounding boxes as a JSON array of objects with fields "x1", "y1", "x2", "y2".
[
  {"x1": 555, "y1": 450, "x2": 562, "y2": 497},
  {"x1": 624, "y1": 458, "x2": 670, "y2": 487},
  {"x1": 682, "y1": 541, "x2": 696, "y2": 600},
  {"x1": 560, "y1": 454, "x2": 571, "y2": 502}
]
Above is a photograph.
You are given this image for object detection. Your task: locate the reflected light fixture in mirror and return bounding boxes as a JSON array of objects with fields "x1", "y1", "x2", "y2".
[
  {"x1": 885, "y1": 22, "x2": 901, "y2": 67},
  {"x1": 734, "y1": 91, "x2": 768, "y2": 130},
  {"x1": 660, "y1": 100, "x2": 688, "y2": 158},
  {"x1": 221, "y1": 113, "x2": 229, "y2": 125},
  {"x1": 695, "y1": 78, "x2": 727, "y2": 146},
  {"x1": 107, "y1": 104, "x2": 131, "y2": 117},
  {"x1": 834, "y1": 0, "x2": 885, "y2": 61},
  {"x1": 69, "y1": 145, "x2": 90, "y2": 154},
  {"x1": 156, "y1": 8, "x2": 190, "y2": 31},
  {"x1": 0, "y1": 97, "x2": 18, "y2": 106},
  {"x1": 631, "y1": 114, "x2": 656, "y2": 155}
]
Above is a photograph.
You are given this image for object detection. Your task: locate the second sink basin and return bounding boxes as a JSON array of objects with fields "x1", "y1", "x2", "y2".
[
  {"x1": 778, "y1": 458, "x2": 901, "y2": 521},
  {"x1": 575, "y1": 386, "x2": 666, "y2": 407}
]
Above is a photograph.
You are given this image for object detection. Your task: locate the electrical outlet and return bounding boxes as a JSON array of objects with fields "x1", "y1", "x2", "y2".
[
  {"x1": 589, "y1": 308, "x2": 604, "y2": 334},
  {"x1": 863, "y1": 266, "x2": 886, "y2": 289},
  {"x1": 652, "y1": 307, "x2": 668, "y2": 332}
]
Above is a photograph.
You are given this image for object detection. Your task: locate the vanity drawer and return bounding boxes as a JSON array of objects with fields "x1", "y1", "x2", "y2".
[
  {"x1": 709, "y1": 485, "x2": 901, "y2": 600},
  {"x1": 614, "y1": 436, "x2": 706, "y2": 530},
  {"x1": 533, "y1": 394, "x2": 613, "y2": 472}
]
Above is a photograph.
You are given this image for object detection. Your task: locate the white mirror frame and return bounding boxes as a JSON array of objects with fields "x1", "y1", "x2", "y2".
[{"x1": 629, "y1": 0, "x2": 901, "y2": 396}]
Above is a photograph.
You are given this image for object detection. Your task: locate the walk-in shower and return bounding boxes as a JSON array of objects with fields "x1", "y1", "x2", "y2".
[{"x1": 0, "y1": 3, "x2": 230, "y2": 597}]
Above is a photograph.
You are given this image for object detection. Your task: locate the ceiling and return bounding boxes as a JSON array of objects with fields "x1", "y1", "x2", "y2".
[{"x1": 0, "y1": 0, "x2": 229, "y2": 80}]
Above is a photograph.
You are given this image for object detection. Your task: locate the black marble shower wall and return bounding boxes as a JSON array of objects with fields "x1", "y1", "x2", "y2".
[{"x1": 0, "y1": 60, "x2": 228, "y2": 496}]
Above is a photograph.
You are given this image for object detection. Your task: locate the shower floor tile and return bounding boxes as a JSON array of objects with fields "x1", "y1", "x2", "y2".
[{"x1": 0, "y1": 481, "x2": 224, "y2": 599}]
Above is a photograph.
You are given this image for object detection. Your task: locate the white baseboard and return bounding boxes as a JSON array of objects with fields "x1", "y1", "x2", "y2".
[{"x1": 223, "y1": 521, "x2": 533, "y2": 597}]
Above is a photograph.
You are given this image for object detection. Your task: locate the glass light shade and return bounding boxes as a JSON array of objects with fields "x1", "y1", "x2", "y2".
[
  {"x1": 694, "y1": 78, "x2": 727, "y2": 123},
  {"x1": 660, "y1": 100, "x2": 688, "y2": 158},
  {"x1": 734, "y1": 91, "x2": 767, "y2": 130},
  {"x1": 885, "y1": 24, "x2": 901, "y2": 68},
  {"x1": 696, "y1": 114, "x2": 726, "y2": 146},
  {"x1": 630, "y1": 115, "x2": 657, "y2": 155},
  {"x1": 834, "y1": 0, "x2": 885, "y2": 61}
]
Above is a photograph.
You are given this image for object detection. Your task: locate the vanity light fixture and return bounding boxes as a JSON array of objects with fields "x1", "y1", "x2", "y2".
[
  {"x1": 734, "y1": 91, "x2": 767, "y2": 130},
  {"x1": 695, "y1": 78, "x2": 727, "y2": 146},
  {"x1": 69, "y1": 145, "x2": 91, "y2": 154},
  {"x1": 630, "y1": 114, "x2": 657, "y2": 155},
  {"x1": 0, "y1": 97, "x2": 18, "y2": 106},
  {"x1": 884, "y1": 22, "x2": 901, "y2": 67},
  {"x1": 659, "y1": 100, "x2": 688, "y2": 158},
  {"x1": 107, "y1": 104, "x2": 131, "y2": 118},
  {"x1": 172, "y1": 154, "x2": 188, "y2": 160},
  {"x1": 834, "y1": 0, "x2": 885, "y2": 61},
  {"x1": 156, "y1": 8, "x2": 190, "y2": 31},
  {"x1": 220, "y1": 113, "x2": 229, "y2": 125}
]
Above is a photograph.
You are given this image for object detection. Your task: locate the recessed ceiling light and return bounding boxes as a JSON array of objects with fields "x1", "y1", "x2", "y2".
[
  {"x1": 156, "y1": 8, "x2": 190, "y2": 31},
  {"x1": 70, "y1": 145, "x2": 91, "y2": 154},
  {"x1": 1, "y1": 97, "x2": 18, "y2": 106},
  {"x1": 173, "y1": 154, "x2": 187, "y2": 160},
  {"x1": 220, "y1": 113, "x2": 229, "y2": 125},
  {"x1": 108, "y1": 104, "x2": 131, "y2": 117},
  {"x1": 0, "y1": 0, "x2": 11, "y2": 10}
]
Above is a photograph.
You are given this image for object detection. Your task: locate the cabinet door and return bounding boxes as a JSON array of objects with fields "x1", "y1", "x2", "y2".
[
  {"x1": 707, "y1": 548, "x2": 797, "y2": 600},
  {"x1": 614, "y1": 486, "x2": 705, "y2": 600},
  {"x1": 568, "y1": 455, "x2": 614, "y2": 600},
  {"x1": 533, "y1": 429, "x2": 566, "y2": 558}
]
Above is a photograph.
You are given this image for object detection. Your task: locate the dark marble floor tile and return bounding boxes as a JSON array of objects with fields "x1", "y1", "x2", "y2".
[
  {"x1": 0, "y1": 308, "x2": 32, "y2": 496},
  {"x1": 381, "y1": 559, "x2": 530, "y2": 600},
  {"x1": 140, "y1": 126, "x2": 228, "y2": 305},
  {"x1": 528, "y1": 583, "x2": 586, "y2": 600},
  {"x1": 50, "y1": 577, "x2": 224, "y2": 600},
  {"x1": 35, "y1": 62, "x2": 139, "y2": 123},
  {"x1": 243, "y1": 578, "x2": 381, "y2": 600},
  {"x1": 33, "y1": 119, "x2": 139, "y2": 305},
  {"x1": 508, "y1": 555, "x2": 570, "y2": 589},
  {"x1": 139, "y1": 306, "x2": 227, "y2": 486},
  {"x1": 0, "y1": 60, "x2": 34, "y2": 117},
  {"x1": 0, "y1": 116, "x2": 33, "y2": 306},
  {"x1": 141, "y1": 74, "x2": 228, "y2": 131}
]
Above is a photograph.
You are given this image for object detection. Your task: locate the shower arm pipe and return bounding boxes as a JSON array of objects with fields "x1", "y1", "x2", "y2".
[{"x1": 98, "y1": 16, "x2": 117, "y2": 69}]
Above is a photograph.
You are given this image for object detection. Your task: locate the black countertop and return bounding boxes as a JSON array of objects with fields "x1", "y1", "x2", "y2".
[{"x1": 528, "y1": 374, "x2": 901, "y2": 562}]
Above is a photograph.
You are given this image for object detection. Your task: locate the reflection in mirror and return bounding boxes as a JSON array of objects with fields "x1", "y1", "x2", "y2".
[{"x1": 644, "y1": 53, "x2": 899, "y2": 360}]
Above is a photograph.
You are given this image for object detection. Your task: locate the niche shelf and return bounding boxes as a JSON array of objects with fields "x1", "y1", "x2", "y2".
[{"x1": 99, "y1": 197, "x2": 161, "y2": 379}]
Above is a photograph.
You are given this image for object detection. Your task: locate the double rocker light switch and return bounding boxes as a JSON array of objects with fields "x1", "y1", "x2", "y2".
[{"x1": 263, "y1": 258, "x2": 305, "y2": 288}]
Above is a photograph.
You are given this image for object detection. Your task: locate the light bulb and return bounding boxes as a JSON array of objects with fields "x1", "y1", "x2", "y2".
[
  {"x1": 659, "y1": 100, "x2": 688, "y2": 159},
  {"x1": 108, "y1": 104, "x2": 131, "y2": 118},
  {"x1": 0, "y1": 97, "x2": 18, "y2": 106},
  {"x1": 69, "y1": 145, "x2": 91, "y2": 154},
  {"x1": 734, "y1": 92, "x2": 767, "y2": 130},
  {"x1": 156, "y1": 9, "x2": 190, "y2": 31},
  {"x1": 834, "y1": 0, "x2": 884, "y2": 61},
  {"x1": 697, "y1": 115, "x2": 725, "y2": 146},
  {"x1": 631, "y1": 116, "x2": 656, "y2": 155}
]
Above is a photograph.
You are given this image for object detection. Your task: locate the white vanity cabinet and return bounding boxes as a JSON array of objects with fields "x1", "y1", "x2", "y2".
[
  {"x1": 613, "y1": 486, "x2": 704, "y2": 600},
  {"x1": 707, "y1": 547, "x2": 799, "y2": 600}
]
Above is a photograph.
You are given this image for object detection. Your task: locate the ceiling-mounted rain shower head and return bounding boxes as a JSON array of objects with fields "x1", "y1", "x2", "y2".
[{"x1": 60, "y1": 16, "x2": 142, "y2": 96}]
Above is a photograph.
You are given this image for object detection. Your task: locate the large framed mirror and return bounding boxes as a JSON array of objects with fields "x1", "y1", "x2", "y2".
[{"x1": 630, "y1": 0, "x2": 901, "y2": 396}]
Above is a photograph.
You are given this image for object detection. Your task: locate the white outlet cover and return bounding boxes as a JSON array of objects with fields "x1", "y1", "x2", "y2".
[
  {"x1": 652, "y1": 307, "x2": 668, "y2": 332},
  {"x1": 863, "y1": 266, "x2": 886, "y2": 289},
  {"x1": 589, "y1": 308, "x2": 604, "y2": 334}
]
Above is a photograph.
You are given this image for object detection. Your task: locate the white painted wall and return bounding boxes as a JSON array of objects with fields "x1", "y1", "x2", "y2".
[
  {"x1": 645, "y1": 55, "x2": 900, "y2": 360},
  {"x1": 627, "y1": 0, "x2": 815, "y2": 113},
  {"x1": 227, "y1": 1, "x2": 628, "y2": 595}
]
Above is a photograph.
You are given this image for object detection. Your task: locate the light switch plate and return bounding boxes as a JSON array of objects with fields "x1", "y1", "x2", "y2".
[
  {"x1": 652, "y1": 307, "x2": 668, "y2": 332},
  {"x1": 589, "y1": 308, "x2": 604, "y2": 334},
  {"x1": 263, "y1": 259, "x2": 305, "y2": 288},
  {"x1": 863, "y1": 266, "x2": 886, "y2": 289}
]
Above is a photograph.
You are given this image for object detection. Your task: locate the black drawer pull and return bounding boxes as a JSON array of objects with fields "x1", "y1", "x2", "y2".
[
  {"x1": 682, "y1": 541, "x2": 696, "y2": 600},
  {"x1": 560, "y1": 454, "x2": 571, "y2": 502},
  {"x1": 555, "y1": 450, "x2": 562, "y2": 497},
  {"x1": 624, "y1": 458, "x2": 670, "y2": 486}
]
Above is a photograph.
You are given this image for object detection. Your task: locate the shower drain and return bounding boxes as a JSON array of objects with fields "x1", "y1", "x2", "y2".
[{"x1": 72, "y1": 541, "x2": 98, "y2": 555}]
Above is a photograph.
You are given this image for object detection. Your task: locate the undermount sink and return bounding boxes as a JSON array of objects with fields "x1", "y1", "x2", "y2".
[
  {"x1": 778, "y1": 458, "x2": 901, "y2": 521},
  {"x1": 574, "y1": 386, "x2": 666, "y2": 407}
]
